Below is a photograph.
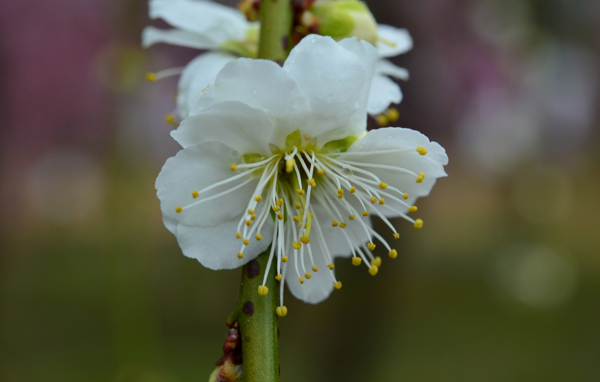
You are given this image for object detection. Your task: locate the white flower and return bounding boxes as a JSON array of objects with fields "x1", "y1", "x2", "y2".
[
  {"x1": 142, "y1": 0, "x2": 259, "y2": 118},
  {"x1": 156, "y1": 35, "x2": 447, "y2": 310},
  {"x1": 143, "y1": 0, "x2": 413, "y2": 121}
]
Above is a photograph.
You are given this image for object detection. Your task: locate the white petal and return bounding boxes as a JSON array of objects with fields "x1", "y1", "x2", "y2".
[
  {"x1": 156, "y1": 141, "x2": 258, "y2": 227},
  {"x1": 175, "y1": 215, "x2": 274, "y2": 270},
  {"x1": 149, "y1": 0, "x2": 247, "y2": 43},
  {"x1": 142, "y1": 26, "x2": 217, "y2": 49},
  {"x1": 376, "y1": 25, "x2": 413, "y2": 58},
  {"x1": 195, "y1": 58, "x2": 311, "y2": 149},
  {"x1": 283, "y1": 36, "x2": 378, "y2": 145},
  {"x1": 172, "y1": 101, "x2": 274, "y2": 156},
  {"x1": 176, "y1": 52, "x2": 237, "y2": 118},
  {"x1": 367, "y1": 74, "x2": 402, "y2": 115},
  {"x1": 376, "y1": 59, "x2": 410, "y2": 81},
  {"x1": 285, "y1": 241, "x2": 335, "y2": 304},
  {"x1": 344, "y1": 127, "x2": 448, "y2": 216}
]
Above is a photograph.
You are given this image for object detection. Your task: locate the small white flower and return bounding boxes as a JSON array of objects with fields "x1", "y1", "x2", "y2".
[
  {"x1": 142, "y1": 0, "x2": 259, "y2": 118},
  {"x1": 156, "y1": 36, "x2": 447, "y2": 310},
  {"x1": 143, "y1": 0, "x2": 413, "y2": 121}
]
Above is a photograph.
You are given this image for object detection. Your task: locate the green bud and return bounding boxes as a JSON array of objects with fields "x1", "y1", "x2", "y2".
[{"x1": 307, "y1": 1, "x2": 378, "y2": 45}]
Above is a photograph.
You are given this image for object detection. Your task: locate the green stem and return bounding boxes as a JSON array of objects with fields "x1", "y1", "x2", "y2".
[
  {"x1": 257, "y1": 0, "x2": 294, "y2": 62},
  {"x1": 228, "y1": 248, "x2": 280, "y2": 382},
  {"x1": 227, "y1": 2, "x2": 293, "y2": 381}
]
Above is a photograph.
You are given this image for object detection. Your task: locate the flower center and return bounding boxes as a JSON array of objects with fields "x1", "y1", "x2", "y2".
[{"x1": 174, "y1": 140, "x2": 430, "y2": 314}]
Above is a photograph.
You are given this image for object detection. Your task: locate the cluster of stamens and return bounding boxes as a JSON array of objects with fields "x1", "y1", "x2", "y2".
[{"x1": 174, "y1": 144, "x2": 430, "y2": 316}]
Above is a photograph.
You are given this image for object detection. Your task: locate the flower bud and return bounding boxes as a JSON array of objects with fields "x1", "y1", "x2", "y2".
[{"x1": 304, "y1": 0, "x2": 378, "y2": 45}]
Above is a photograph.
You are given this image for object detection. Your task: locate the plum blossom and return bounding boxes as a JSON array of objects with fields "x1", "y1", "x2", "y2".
[{"x1": 155, "y1": 35, "x2": 447, "y2": 312}]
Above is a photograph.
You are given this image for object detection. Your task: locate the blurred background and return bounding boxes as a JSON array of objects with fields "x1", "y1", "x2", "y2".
[{"x1": 1, "y1": 0, "x2": 599, "y2": 380}]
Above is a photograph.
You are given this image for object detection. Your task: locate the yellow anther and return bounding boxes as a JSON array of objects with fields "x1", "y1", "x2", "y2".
[
  {"x1": 371, "y1": 197, "x2": 377, "y2": 204},
  {"x1": 340, "y1": 222, "x2": 347, "y2": 229},
  {"x1": 350, "y1": 186, "x2": 356, "y2": 193},
  {"x1": 165, "y1": 114, "x2": 175, "y2": 124},
  {"x1": 292, "y1": 241, "x2": 301, "y2": 250},
  {"x1": 414, "y1": 219, "x2": 424, "y2": 229},
  {"x1": 255, "y1": 233, "x2": 263, "y2": 241},
  {"x1": 298, "y1": 277, "x2": 305, "y2": 284},
  {"x1": 352, "y1": 257, "x2": 362, "y2": 266},
  {"x1": 389, "y1": 249, "x2": 398, "y2": 259},
  {"x1": 237, "y1": 252, "x2": 244, "y2": 259},
  {"x1": 403, "y1": 193, "x2": 409, "y2": 200},
  {"x1": 310, "y1": 213, "x2": 313, "y2": 218},
  {"x1": 236, "y1": 232, "x2": 243, "y2": 239},
  {"x1": 317, "y1": 168, "x2": 325, "y2": 175},
  {"x1": 312, "y1": 265, "x2": 318, "y2": 272},
  {"x1": 337, "y1": 189, "x2": 344, "y2": 194},
  {"x1": 286, "y1": 158, "x2": 295, "y2": 173},
  {"x1": 337, "y1": 193, "x2": 344, "y2": 199},
  {"x1": 277, "y1": 213, "x2": 283, "y2": 220},
  {"x1": 295, "y1": 203, "x2": 302, "y2": 209},
  {"x1": 258, "y1": 285, "x2": 269, "y2": 296},
  {"x1": 379, "y1": 198, "x2": 385, "y2": 205},
  {"x1": 254, "y1": 195, "x2": 263, "y2": 202},
  {"x1": 419, "y1": 171, "x2": 425, "y2": 178},
  {"x1": 248, "y1": 209, "x2": 255, "y2": 214},
  {"x1": 275, "y1": 273, "x2": 282, "y2": 281},
  {"x1": 175, "y1": 206, "x2": 183, "y2": 213},
  {"x1": 372, "y1": 256, "x2": 382, "y2": 267},
  {"x1": 308, "y1": 178, "x2": 316, "y2": 187},
  {"x1": 334, "y1": 281, "x2": 342, "y2": 290},
  {"x1": 192, "y1": 190, "x2": 199, "y2": 198},
  {"x1": 145, "y1": 72, "x2": 157, "y2": 82},
  {"x1": 368, "y1": 243, "x2": 376, "y2": 251},
  {"x1": 251, "y1": 214, "x2": 257, "y2": 220},
  {"x1": 277, "y1": 198, "x2": 283, "y2": 206},
  {"x1": 349, "y1": 214, "x2": 355, "y2": 220},
  {"x1": 332, "y1": 220, "x2": 339, "y2": 227},
  {"x1": 369, "y1": 265, "x2": 379, "y2": 276},
  {"x1": 243, "y1": 239, "x2": 250, "y2": 246},
  {"x1": 379, "y1": 182, "x2": 388, "y2": 189},
  {"x1": 375, "y1": 113, "x2": 389, "y2": 127},
  {"x1": 393, "y1": 233, "x2": 399, "y2": 239},
  {"x1": 362, "y1": 211, "x2": 369, "y2": 217},
  {"x1": 297, "y1": 189, "x2": 304, "y2": 195},
  {"x1": 305, "y1": 272, "x2": 312, "y2": 279},
  {"x1": 230, "y1": 164, "x2": 237, "y2": 171},
  {"x1": 328, "y1": 263, "x2": 335, "y2": 270},
  {"x1": 273, "y1": 205, "x2": 280, "y2": 212},
  {"x1": 416, "y1": 146, "x2": 428, "y2": 155},
  {"x1": 282, "y1": 256, "x2": 289, "y2": 262},
  {"x1": 408, "y1": 206, "x2": 418, "y2": 213},
  {"x1": 416, "y1": 172, "x2": 425, "y2": 183},
  {"x1": 387, "y1": 107, "x2": 400, "y2": 122},
  {"x1": 276, "y1": 306, "x2": 288, "y2": 317},
  {"x1": 246, "y1": 220, "x2": 252, "y2": 227},
  {"x1": 293, "y1": 216, "x2": 300, "y2": 223},
  {"x1": 300, "y1": 236, "x2": 310, "y2": 245}
]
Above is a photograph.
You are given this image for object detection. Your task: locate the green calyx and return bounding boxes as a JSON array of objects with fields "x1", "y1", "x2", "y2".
[{"x1": 309, "y1": 1, "x2": 378, "y2": 45}]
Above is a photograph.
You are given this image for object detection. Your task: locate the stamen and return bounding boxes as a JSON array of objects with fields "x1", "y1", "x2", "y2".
[
  {"x1": 416, "y1": 146, "x2": 428, "y2": 155},
  {"x1": 146, "y1": 67, "x2": 184, "y2": 82}
]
